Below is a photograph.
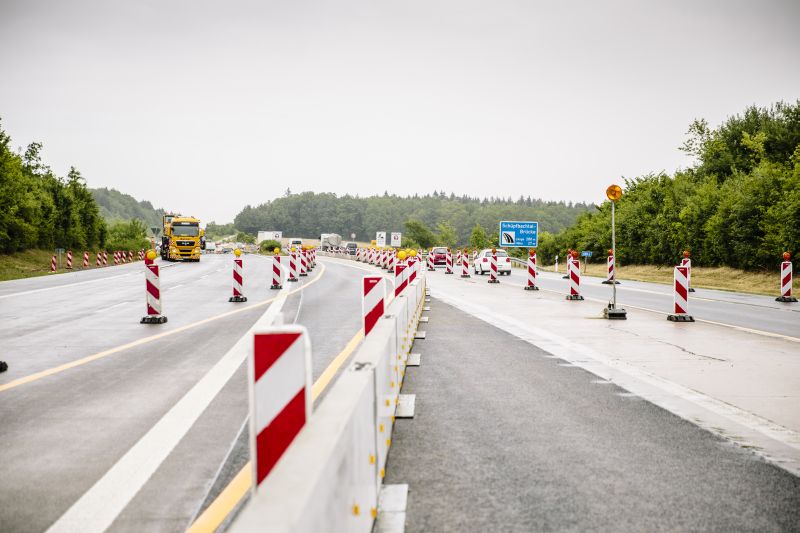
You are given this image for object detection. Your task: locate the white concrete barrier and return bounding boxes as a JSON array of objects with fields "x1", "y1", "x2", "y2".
[{"x1": 231, "y1": 265, "x2": 425, "y2": 533}]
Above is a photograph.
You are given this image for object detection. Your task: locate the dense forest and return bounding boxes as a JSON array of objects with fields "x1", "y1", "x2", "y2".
[
  {"x1": 538, "y1": 102, "x2": 800, "y2": 270},
  {"x1": 91, "y1": 187, "x2": 165, "y2": 230},
  {"x1": 0, "y1": 120, "x2": 149, "y2": 253},
  {"x1": 234, "y1": 192, "x2": 593, "y2": 245}
]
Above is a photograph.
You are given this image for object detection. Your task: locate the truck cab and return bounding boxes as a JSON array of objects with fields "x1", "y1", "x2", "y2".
[{"x1": 161, "y1": 214, "x2": 205, "y2": 261}]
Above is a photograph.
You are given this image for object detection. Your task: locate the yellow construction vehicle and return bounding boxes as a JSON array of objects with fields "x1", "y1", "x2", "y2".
[{"x1": 160, "y1": 213, "x2": 205, "y2": 261}]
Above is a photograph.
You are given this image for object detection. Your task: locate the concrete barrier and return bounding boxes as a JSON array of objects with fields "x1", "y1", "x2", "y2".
[{"x1": 231, "y1": 261, "x2": 425, "y2": 533}]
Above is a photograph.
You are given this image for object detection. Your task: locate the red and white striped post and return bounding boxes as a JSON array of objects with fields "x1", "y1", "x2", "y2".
[
  {"x1": 96, "y1": 252, "x2": 102, "y2": 267},
  {"x1": 249, "y1": 326, "x2": 311, "y2": 491},
  {"x1": 298, "y1": 249, "x2": 308, "y2": 277},
  {"x1": 230, "y1": 250, "x2": 247, "y2": 302},
  {"x1": 363, "y1": 276, "x2": 386, "y2": 337},
  {"x1": 602, "y1": 249, "x2": 619, "y2": 285},
  {"x1": 681, "y1": 250, "x2": 695, "y2": 292},
  {"x1": 82, "y1": 251, "x2": 89, "y2": 268},
  {"x1": 455, "y1": 250, "x2": 462, "y2": 274},
  {"x1": 461, "y1": 248, "x2": 471, "y2": 278},
  {"x1": 113, "y1": 252, "x2": 120, "y2": 265},
  {"x1": 102, "y1": 251, "x2": 108, "y2": 266},
  {"x1": 120, "y1": 251, "x2": 127, "y2": 264},
  {"x1": 776, "y1": 252, "x2": 797, "y2": 303},
  {"x1": 139, "y1": 250, "x2": 144, "y2": 261},
  {"x1": 394, "y1": 252, "x2": 408, "y2": 297},
  {"x1": 525, "y1": 249, "x2": 539, "y2": 291},
  {"x1": 141, "y1": 250, "x2": 167, "y2": 324},
  {"x1": 287, "y1": 249, "x2": 299, "y2": 282},
  {"x1": 50, "y1": 255, "x2": 57, "y2": 273},
  {"x1": 66, "y1": 250, "x2": 73, "y2": 269},
  {"x1": 445, "y1": 249, "x2": 454, "y2": 274},
  {"x1": 427, "y1": 250, "x2": 435, "y2": 271},
  {"x1": 488, "y1": 248, "x2": 500, "y2": 284},
  {"x1": 566, "y1": 255, "x2": 584, "y2": 300},
  {"x1": 667, "y1": 265, "x2": 694, "y2": 321},
  {"x1": 271, "y1": 251, "x2": 283, "y2": 290},
  {"x1": 408, "y1": 253, "x2": 418, "y2": 284},
  {"x1": 128, "y1": 251, "x2": 133, "y2": 263}
]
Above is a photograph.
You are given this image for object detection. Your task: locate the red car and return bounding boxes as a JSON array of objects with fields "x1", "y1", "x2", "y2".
[{"x1": 429, "y1": 247, "x2": 448, "y2": 266}]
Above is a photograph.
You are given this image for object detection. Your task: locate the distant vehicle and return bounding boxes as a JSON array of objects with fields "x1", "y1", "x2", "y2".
[
  {"x1": 285, "y1": 238, "x2": 303, "y2": 252},
  {"x1": 160, "y1": 213, "x2": 205, "y2": 262},
  {"x1": 345, "y1": 242, "x2": 357, "y2": 255},
  {"x1": 320, "y1": 233, "x2": 342, "y2": 251},
  {"x1": 473, "y1": 249, "x2": 512, "y2": 275},
  {"x1": 430, "y1": 247, "x2": 448, "y2": 266},
  {"x1": 205, "y1": 241, "x2": 217, "y2": 253}
]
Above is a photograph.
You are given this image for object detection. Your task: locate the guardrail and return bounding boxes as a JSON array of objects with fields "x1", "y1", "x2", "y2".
[{"x1": 231, "y1": 256, "x2": 425, "y2": 532}]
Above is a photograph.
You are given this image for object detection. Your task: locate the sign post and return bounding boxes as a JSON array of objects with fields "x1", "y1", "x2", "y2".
[
  {"x1": 499, "y1": 221, "x2": 538, "y2": 248},
  {"x1": 376, "y1": 232, "x2": 387, "y2": 247},
  {"x1": 603, "y1": 184, "x2": 626, "y2": 320}
]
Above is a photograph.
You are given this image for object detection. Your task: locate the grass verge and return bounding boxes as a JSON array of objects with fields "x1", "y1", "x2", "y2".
[{"x1": 0, "y1": 249, "x2": 127, "y2": 282}]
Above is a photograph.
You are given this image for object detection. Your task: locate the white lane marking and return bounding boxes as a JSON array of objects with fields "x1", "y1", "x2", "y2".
[
  {"x1": 45, "y1": 285, "x2": 291, "y2": 533},
  {"x1": 430, "y1": 288, "x2": 800, "y2": 476},
  {"x1": 0, "y1": 272, "x2": 135, "y2": 300}
]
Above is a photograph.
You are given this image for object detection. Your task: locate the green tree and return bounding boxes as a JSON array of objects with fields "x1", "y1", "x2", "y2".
[
  {"x1": 469, "y1": 224, "x2": 489, "y2": 250},
  {"x1": 404, "y1": 219, "x2": 436, "y2": 248},
  {"x1": 436, "y1": 222, "x2": 457, "y2": 248},
  {"x1": 236, "y1": 231, "x2": 256, "y2": 244}
]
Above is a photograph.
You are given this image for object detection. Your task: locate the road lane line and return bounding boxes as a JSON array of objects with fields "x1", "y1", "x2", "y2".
[
  {"x1": 0, "y1": 263, "x2": 327, "y2": 394},
  {"x1": 186, "y1": 328, "x2": 364, "y2": 533},
  {"x1": 0, "y1": 272, "x2": 135, "y2": 300}
]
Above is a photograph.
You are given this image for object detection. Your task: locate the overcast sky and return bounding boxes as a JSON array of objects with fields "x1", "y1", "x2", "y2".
[{"x1": 2, "y1": 0, "x2": 798, "y2": 224}]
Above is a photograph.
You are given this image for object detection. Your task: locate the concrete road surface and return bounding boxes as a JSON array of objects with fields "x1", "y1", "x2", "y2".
[
  {"x1": 386, "y1": 297, "x2": 800, "y2": 532},
  {"x1": 0, "y1": 255, "x2": 365, "y2": 532}
]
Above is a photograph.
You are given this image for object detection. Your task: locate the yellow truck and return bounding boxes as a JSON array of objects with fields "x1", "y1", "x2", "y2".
[{"x1": 160, "y1": 213, "x2": 205, "y2": 261}]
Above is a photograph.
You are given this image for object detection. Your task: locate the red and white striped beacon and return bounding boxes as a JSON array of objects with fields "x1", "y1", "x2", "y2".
[
  {"x1": 681, "y1": 250, "x2": 695, "y2": 292},
  {"x1": 776, "y1": 252, "x2": 797, "y2": 303},
  {"x1": 141, "y1": 250, "x2": 167, "y2": 324},
  {"x1": 524, "y1": 249, "x2": 539, "y2": 291},
  {"x1": 229, "y1": 249, "x2": 247, "y2": 302},
  {"x1": 667, "y1": 265, "x2": 694, "y2": 321},
  {"x1": 566, "y1": 252, "x2": 583, "y2": 300},
  {"x1": 488, "y1": 248, "x2": 500, "y2": 284},
  {"x1": 249, "y1": 326, "x2": 311, "y2": 491},
  {"x1": 50, "y1": 255, "x2": 57, "y2": 273},
  {"x1": 82, "y1": 251, "x2": 89, "y2": 268},
  {"x1": 66, "y1": 250, "x2": 73, "y2": 269},
  {"x1": 96, "y1": 252, "x2": 102, "y2": 267},
  {"x1": 363, "y1": 276, "x2": 386, "y2": 336},
  {"x1": 461, "y1": 248, "x2": 470, "y2": 278},
  {"x1": 445, "y1": 249, "x2": 454, "y2": 274},
  {"x1": 394, "y1": 251, "x2": 409, "y2": 297},
  {"x1": 271, "y1": 248, "x2": 283, "y2": 290},
  {"x1": 602, "y1": 249, "x2": 619, "y2": 285},
  {"x1": 287, "y1": 249, "x2": 299, "y2": 282}
]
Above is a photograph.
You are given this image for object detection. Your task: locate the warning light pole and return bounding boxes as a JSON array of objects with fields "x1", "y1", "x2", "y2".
[{"x1": 604, "y1": 184, "x2": 627, "y2": 320}]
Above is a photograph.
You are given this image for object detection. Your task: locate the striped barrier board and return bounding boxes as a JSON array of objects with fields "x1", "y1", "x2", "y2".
[
  {"x1": 668, "y1": 265, "x2": 694, "y2": 321},
  {"x1": 363, "y1": 276, "x2": 386, "y2": 337}
]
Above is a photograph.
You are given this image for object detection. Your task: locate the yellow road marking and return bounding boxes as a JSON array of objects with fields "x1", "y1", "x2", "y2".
[
  {"x1": 186, "y1": 327, "x2": 364, "y2": 533},
  {"x1": 0, "y1": 263, "x2": 327, "y2": 394}
]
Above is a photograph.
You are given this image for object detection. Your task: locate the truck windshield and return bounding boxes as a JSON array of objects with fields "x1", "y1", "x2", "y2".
[{"x1": 172, "y1": 224, "x2": 199, "y2": 237}]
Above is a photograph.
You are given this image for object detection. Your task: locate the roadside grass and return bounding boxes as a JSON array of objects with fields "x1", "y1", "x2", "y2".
[
  {"x1": 535, "y1": 261, "x2": 797, "y2": 297},
  {"x1": 0, "y1": 249, "x2": 115, "y2": 282}
]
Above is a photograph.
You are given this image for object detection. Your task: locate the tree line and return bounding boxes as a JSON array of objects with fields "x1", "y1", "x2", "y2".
[
  {"x1": 539, "y1": 102, "x2": 800, "y2": 270},
  {"x1": 234, "y1": 191, "x2": 593, "y2": 246},
  {"x1": 0, "y1": 120, "x2": 149, "y2": 254}
]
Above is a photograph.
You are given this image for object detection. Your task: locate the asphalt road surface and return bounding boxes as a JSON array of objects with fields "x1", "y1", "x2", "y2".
[
  {"x1": 0, "y1": 254, "x2": 364, "y2": 533},
  {"x1": 386, "y1": 296, "x2": 800, "y2": 532}
]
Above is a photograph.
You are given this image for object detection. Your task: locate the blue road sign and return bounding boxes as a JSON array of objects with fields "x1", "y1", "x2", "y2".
[
  {"x1": 499, "y1": 221, "x2": 538, "y2": 248},
  {"x1": 581, "y1": 251, "x2": 593, "y2": 257}
]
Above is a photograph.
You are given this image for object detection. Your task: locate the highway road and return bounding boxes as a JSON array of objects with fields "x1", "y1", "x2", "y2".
[
  {"x1": 493, "y1": 262, "x2": 799, "y2": 339},
  {"x1": 0, "y1": 254, "x2": 367, "y2": 532}
]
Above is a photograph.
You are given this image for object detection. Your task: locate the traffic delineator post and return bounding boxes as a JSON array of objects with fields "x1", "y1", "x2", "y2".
[
  {"x1": 602, "y1": 249, "x2": 620, "y2": 285},
  {"x1": 50, "y1": 255, "x2": 57, "y2": 273},
  {"x1": 525, "y1": 249, "x2": 539, "y2": 291},
  {"x1": 271, "y1": 249, "x2": 283, "y2": 290},
  {"x1": 249, "y1": 326, "x2": 311, "y2": 491},
  {"x1": 461, "y1": 248, "x2": 470, "y2": 278},
  {"x1": 96, "y1": 252, "x2": 102, "y2": 267},
  {"x1": 776, "y1": 252, "x2": 797, "y2": 303},
  {"x1": 445, "y1": 248, "x2": 454, "y2": 274},
  {"x1": 230, "y1": 249, "x2": 247, "y2": 303},
  {"x1": 288, "y1": 249, "x2": 299, "y2": 282},
  {"x1": 102, "y1": 251, "x2": 108, "y2": 266},
  {"x1": 427, "y1": 250, "x2": 435, "y2": 271},
  {"x1": 82, "y1": 251, "x2": 89, "y2": 268},
  {"x1": 488, "y1": 248, "x2": 499, "y2": 284},
  {"x1": 667, "y1": 265, "x2": 694, "y2": 322},
  {"x1": 66, "y1": 250, "x2": 73, "y2": 269},
  {"x1": 565, "y1": 256, "x2": 584, "y2": 300},
  {"x1": 681, "y1": 250, "x2": 695, "y2": 292},
  {"x1": 298, "y1": 249, "x2": 308, "y2": 277},
  {"x1": 141, "y1": 250, "x2": 167, "y2": 324},
  {"x1": 362, "y1": 276, "x2": 386, "y2": 337},
  {"x1": 394, "y1": 251, "x2": 408, "y2": 297}
]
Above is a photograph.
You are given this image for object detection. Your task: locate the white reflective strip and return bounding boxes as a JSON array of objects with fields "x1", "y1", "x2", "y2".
[{"x1": 254, "y1": 339, "x2": 306, "y2": 435}]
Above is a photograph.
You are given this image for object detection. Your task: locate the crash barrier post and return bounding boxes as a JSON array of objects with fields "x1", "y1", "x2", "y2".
[
  {"x1": 445, "y1": 249, "x2": 453, "y2": 274},
  {"x1": 566, "y1": 257, "x2": 584, "y2": 300},
  {"x1": 777, "y1": 253, "x2": 797, "y2": 303},
  {"x1": 488, "y1": 249, "x2": 499, "y2": 283},
  {"x1": 66, "y1": 250, "x2": 73, "y2": 269},
  {"x1": 141, "y1": 251, "x2": 167, "y2": 324},
  {"x1": 667, "y1": 265, "x2": 694, "y2": 322},
  {"x1": 249, "y1": 326, "x2": 311, "y2": 491},
  {"x1": 525, "y1": 250, "x2": 539, "y2": 291},
  {"x1": 461, "y1": 249, "x2": 470, "y2": 278},
  {"x1": 363, "y1": 276, "x2": 386, "y2": 337},
  {"x1": 230, "y1": 250, "x2": 247, "y2": 303},
  {"x1": 230, "y1": 274, "x2": 426, "y2": 533}
]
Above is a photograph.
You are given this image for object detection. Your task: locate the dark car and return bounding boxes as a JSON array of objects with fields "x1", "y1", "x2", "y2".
[
  {"x1": 345, "y1": 242, "x2": 358, "y2": 255},
  {"x1": 430, "y1": 247, "x2": 448, "y2": 266}
]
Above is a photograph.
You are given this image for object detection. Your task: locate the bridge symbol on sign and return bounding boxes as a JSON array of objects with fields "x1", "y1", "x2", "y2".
[{"x1": 502, "y1": 232, "x2": 515, "y2": 244}]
